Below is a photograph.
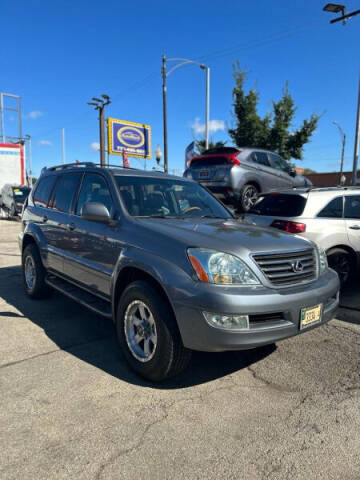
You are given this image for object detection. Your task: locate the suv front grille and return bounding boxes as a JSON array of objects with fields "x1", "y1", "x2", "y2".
[{"x1": 253, "y1": 248, "x2": 317, "y2": 287}]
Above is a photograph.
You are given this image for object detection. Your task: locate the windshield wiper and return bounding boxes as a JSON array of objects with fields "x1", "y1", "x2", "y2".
[
  {"x1": 136, "y1": 214, "x2": 179, "y2": 219},
  {"x1": 199, "y1": 215, "x2": 227, "y2": 219}
]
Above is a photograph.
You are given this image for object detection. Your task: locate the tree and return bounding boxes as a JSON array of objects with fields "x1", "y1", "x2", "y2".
[
  {"x1": 195, "y1": 139, "x2": 227, "y2": 155},
  {"x1": 303, "y1": 168, "x2": 317, "y2": 174},
  {"x1": 228, "y1": 63, "x2": 319, "y2": 161}
]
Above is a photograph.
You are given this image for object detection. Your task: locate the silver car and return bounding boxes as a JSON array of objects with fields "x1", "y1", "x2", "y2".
[
  {"x1": 183, "y1": 147, "x2": 312, "y2": 212},
  {"x1": 245, "y1": 187, "x2": 360, "y2": 285}
]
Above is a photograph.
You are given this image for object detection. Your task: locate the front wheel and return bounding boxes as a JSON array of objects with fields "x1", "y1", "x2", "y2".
[
  {"x1": 238, "y1": 184, "x2": 259, "y2": 212},
  {"x1": 116, "y1": 281, "x2": 191, "y2": 381},
  {"x1": 327, "y1": 248, "x2": 354, "y2": 287}
]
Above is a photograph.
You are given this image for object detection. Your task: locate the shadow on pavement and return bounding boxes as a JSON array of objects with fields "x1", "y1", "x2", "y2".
[
  {"x1": 0, "y1": 265, "x2": 275, "y2": 389},
  {"x1": 337, "y1": 279, "x2": 360, "y2": 326}
]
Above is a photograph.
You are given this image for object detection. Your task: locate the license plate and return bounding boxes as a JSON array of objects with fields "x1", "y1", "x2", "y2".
[
  {"x1": 199, "y1": 170, "x2": 209, "y2": 178},
  {"x1": 300, "y1": 304, "x2": 322, "y2": 329}
]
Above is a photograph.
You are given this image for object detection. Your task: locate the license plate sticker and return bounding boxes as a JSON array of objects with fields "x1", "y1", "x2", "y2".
[
  {"x1": 199, "y1": 170, "x2": 209, "y2": 178},
  {"x1": 300, "y1": 304, "x2": 322, "y2": 329}
]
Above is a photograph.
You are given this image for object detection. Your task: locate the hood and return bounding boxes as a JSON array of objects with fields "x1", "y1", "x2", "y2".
[{"x1": 135, "y1": 217, "x2": 314, "y2": 258}]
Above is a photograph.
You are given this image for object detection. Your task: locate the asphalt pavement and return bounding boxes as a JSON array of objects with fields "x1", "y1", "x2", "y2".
[{"x1": 0, "y1": 219, "x2": 359, "y2": 480}]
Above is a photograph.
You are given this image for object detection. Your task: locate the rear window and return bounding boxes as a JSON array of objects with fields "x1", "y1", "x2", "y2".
[
  {"x1": 250, "y1": 194, "x2": 307, "y2": 217},
  {"x1": 33, "y1": 175, "x2": 57, "y2": 207},
  {"x1": 190, "y1": 156, "x2": 229, "y2": 168},
  {"x1": 50, "y1": 173, "x2": 82, "y2": 213}
]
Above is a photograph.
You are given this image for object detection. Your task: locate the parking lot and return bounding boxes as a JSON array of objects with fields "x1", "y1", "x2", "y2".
[{"x1": 0, "y1": 219, "x2": 359, "y2": 480}]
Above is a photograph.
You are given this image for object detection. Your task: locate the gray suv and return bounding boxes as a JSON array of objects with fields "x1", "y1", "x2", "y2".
[
  {"x1": 19, "y1": 163, "x2": 339, "y2": 381},
  {"x1": 183, "y1": 147, "x2": 312, "y2": 212}
]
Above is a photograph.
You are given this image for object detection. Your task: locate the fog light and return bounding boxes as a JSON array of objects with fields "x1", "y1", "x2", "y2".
[{"x1": 203, "y1": 312, "x2": 249, "y2": 330}]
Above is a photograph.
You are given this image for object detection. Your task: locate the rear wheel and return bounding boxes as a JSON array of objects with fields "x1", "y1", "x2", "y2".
[
  {"x1": 238, "y1": 184, "x2": 259, "y2": 212},
  {"x1": 116, "y1": 281, "x2": 191, "y2": 381},
  {"x1": 22, "y1": 244, "x2": 52, "y2": 299},
  {"x1": 327, "y1": 248, "x2": 354, "y2": 287}
]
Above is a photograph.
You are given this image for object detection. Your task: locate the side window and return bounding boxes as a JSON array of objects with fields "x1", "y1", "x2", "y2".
[
  {"x1": 345, "y1": 195, "x2": 360, "y2": 219},
  {"x1": 254, "y1": 152, "x2": 271, "y2": 167},
  {"x1": 33, "y1": 175, "x2": 57, "y2": 207},
  {"x1": 270, "y1": 154, "x2": 291, "y2": 173},
  {"x1": 317, "y1": 197, "x2": 343, "y2": 218},
  {"x1": 51, "y1": 173, "x2": 82, "y2": 213},
  {"x1": 75, "y1": 173, "x2": 113, "y2": 216}
]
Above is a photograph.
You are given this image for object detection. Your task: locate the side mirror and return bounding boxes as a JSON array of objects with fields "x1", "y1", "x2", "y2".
[
  {"x1": 290, "y1": 169, "x2": 297, "y2": 177},
  {"x1": 81, "y1": 202, "x2": 111, "y2": 223}
]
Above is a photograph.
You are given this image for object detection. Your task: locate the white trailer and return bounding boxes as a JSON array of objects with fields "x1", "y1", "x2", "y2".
[{"x1": 0, "y1": 143, "x2": 26, "y2": 190}]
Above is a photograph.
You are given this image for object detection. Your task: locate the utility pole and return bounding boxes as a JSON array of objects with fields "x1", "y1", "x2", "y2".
[
  {"x1": 61, "y1": 128, "x2": 66, "y2": 164},
  {"x1": 352, "y1": 77, "x2": 360, "y2": 185},
  {"x1": 87, "y1": 94, "x2": 111, "y2": 167},
  {"x1": 161, "y1": 55, "x2": 168, "y2": 173}
]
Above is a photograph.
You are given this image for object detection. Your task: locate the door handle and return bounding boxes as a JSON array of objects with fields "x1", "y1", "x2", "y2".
[
  {"x1": 349, "y1": 225, "x2": 360, "y2": 230},
  {"x1": 67, "y1": 222, "x2": 76, "y2": 231},
  {"x1": 43, "y1": 215, "x2": 48, "y2": 223}
]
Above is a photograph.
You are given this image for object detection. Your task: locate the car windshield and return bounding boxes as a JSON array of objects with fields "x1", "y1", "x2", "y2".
[
  {"x1": 249, "y1": 193, "x2": 307, "y2": 217},
  {"x1": 114, "y1": 176, "x2": 232, "y2": 219},
  {"x1": 12, "y1": 187, "x2": 31, "y2": 201}
]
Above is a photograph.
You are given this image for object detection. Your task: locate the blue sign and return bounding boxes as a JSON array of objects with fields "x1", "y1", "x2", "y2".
[{"x1": 107, "y1": 118, "x2": 151, "y2": 158}]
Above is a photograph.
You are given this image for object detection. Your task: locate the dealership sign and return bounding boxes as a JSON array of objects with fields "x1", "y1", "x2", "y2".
[{"x1": 107, "y1": 118, "x2": 151, "y2": 158}]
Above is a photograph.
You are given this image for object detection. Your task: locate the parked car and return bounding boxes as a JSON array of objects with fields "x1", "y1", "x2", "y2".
[
  {"x1": 244, "y1": 187, "x2": 360, "y2": 285},
  {"x1": 183, "y1": 147, "x2": 312, "y2": 212},
  {"x1": 0, "y1": 184, "x2": 31, "y2": 218},
  {"x1": 19, "y1": 163, "x2": 338, "y2": 381}
]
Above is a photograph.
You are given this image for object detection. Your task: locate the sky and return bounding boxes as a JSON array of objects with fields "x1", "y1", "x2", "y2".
[{"x1": 1, "y1": 0, "x2": 359, "y2": 177}]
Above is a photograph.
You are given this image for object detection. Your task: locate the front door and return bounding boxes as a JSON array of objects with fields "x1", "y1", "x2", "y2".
[
  {"x1": 344, "y1": 194, "x2": 360, "y2": 252},
  {"x1": 268, "y1": 153, "x2": 293, "y2": 190},
  {"x1": 62, "y1": 172, "x2": 123, "y2": 298}
]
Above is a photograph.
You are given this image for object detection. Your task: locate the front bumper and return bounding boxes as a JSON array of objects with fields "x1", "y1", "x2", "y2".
[{"x1": 171, "y1": 269, "x2": 339, "y2": 352}]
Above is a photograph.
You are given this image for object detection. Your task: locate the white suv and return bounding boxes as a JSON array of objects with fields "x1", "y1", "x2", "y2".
[{"x1": 244, "y1": 187, "x2": 360, "y2": 285}]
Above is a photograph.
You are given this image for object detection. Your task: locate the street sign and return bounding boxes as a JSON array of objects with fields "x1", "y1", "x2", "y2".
[{"x1": 107, "y1": 118, "x2": 151, "y2": 158}]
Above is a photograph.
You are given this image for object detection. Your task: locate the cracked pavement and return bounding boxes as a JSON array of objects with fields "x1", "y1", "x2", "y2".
[{"x1": 0, "y1": 220, "x2": 359, "y2": 479}]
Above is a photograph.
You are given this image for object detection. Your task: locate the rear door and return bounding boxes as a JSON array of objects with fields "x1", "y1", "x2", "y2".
[
  {"x1": 344, "y1": 195, "x2": 360, "y2": 252},
  {"x1": 32, "y1": 174, "x2": 63, "y2": 272},
  {"x1": 268, "y1": 153, "x2": 293, "y2": 189},
  {"x1": 63, "y1": 172, "x2": 123, "y2": 297},
  {"x1": 45, "y1": 172, "x2": 83, "y2": 273}
]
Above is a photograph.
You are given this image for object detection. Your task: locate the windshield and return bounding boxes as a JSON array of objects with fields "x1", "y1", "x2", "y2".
[
  {"x1": 249, "y1": 193, "x2": 307, "y2": 217},
  {"x1": 12, "y1": 187, "x2": 31, "y2": 201},
  {"x1": 114, "y1": 176, "x2": 232, "y2": 219}
]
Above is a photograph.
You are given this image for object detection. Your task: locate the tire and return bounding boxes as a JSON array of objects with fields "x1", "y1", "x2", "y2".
[
  {"x1": 116, "y1": 281, "x2": 192, "y2": 382},
  {"x1": 327, "y1": 248, "x2": 354, "y2": 287},
  {"x1": 22, "y1": 244, "x2": 52, "y2": 299},
  {"x1": 238, "y1": 184, "x2": 259, "y2": 213}
]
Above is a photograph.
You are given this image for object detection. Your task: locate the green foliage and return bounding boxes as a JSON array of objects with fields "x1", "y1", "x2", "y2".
[
  {"x1": 303, "y1": 168, "x2": 317, "y2": 174},
  {"x1": 195, "y1": 139, "x2": 227, "y2": 155},
  {"x1": 228, "y1": 63, "x2": 319, "y2": 161}
]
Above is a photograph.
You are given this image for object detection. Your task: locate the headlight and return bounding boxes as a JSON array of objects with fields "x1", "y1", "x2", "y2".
[
  {"x1": 317, "y1": 246, "x2": 328, "y2": 274},
  {"x1": 187, "y1": 248, "x2": 260, "y2": 285}
]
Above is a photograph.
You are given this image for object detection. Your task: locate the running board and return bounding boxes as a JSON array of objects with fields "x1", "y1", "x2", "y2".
[{"x1": 45, "y1": 275, "x2": 112, "y2": 319}]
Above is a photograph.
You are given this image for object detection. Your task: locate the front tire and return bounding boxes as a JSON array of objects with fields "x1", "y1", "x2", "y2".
[
  {"x1": 22, "y1": 244, "x2": 52, "y2": 299},
  {"x1": 116, "y1": 281, "x2": 191, "y2": 381},
  {"x1": 327, "y1": 248, "x2": 354, "y2": 287},
  {"x1": 238, "y1": 184, "x2": 259, "y2": 212}
]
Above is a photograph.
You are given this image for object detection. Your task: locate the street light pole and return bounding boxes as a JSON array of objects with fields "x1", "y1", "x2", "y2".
[
  {"x1": 87, "y1": 94, "x2": 111, "y2": 167},
  {"x1": 161, "y1": 56, "x2": 210, "y2": 171},
  {"x1": 352, "y1": 77, "x2": 360, "y2": 185},
  {"x1": 162, "y1": 54, "x2": 168, "y2": 173},
  {"x1": 333, "y1": 121, "x2": 346, "y2": 184}
]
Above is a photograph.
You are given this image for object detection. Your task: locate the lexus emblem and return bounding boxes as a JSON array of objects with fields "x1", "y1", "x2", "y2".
[{"x1": 292, "y1": 260, "x2": 304, "y2": 273}]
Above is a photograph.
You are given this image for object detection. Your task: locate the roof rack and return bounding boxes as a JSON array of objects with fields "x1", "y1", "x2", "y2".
[{"x1": 43, "y1": 162, "x2": 97, "y2": 172}]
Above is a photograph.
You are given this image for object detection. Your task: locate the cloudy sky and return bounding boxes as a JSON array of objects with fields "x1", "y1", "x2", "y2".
[{"x1": 1, "y1": 0, "x2": 359, "y2": 176}]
